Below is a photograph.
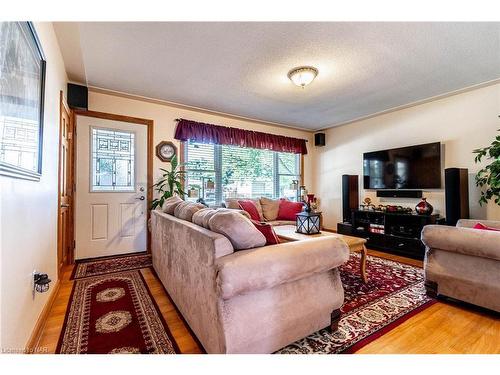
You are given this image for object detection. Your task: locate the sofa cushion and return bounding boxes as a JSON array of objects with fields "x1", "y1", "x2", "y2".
[
  {"x1": 251, "y1": 220, "x2": 280, "y2": 245},
  {"x1": 192, "y1": 208, "x2": 218, "y2": 228},
  {"x1": 162, "y1": 195, "x2": 183, "y2": 215},
  {"x1": 174, "y1": 201, "x2": 206, "y2": 222},
  {"x1": 209, "y1": 210, "x2": 266, "y2": 250},
  {"x1": 192, "y1": 208, "x2": 252, "y2": 227},
  {"x1": 238, "y1": 200, "x2": 261, "y2": 221},
  {"x1": 277, "y1": 199, "x2": 304, "y2": 221},
  {"x1": 260, "y1": 197, "x2": 280, "y2": 221},
  {"x1": 226, "y1": 198, "x2": 264, "y2": 221},
  {"x1": 266, "y1": 220, "x2": 296, "y2": 226}
]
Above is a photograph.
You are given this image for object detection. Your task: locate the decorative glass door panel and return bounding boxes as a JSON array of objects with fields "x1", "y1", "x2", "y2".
[{"x1": 91, "y1": 128, "x2": 135, "y2": 192}]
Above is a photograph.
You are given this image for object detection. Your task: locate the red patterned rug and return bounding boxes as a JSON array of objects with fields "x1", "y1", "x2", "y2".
[
  {"x1": 57, "y1": 270, "x2": 178, "y2": 354},
  {"x1": 277, "y1": 254, "x2": 436, "y2": 354},
  {"x1": 71, "y1": 253, "x2": 152, "y2": 279}
]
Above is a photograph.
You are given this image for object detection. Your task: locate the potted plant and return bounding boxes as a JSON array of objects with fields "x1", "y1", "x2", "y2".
[
  {"x1": 187, "y1": 184, "x2": 201, "y2": 198},
  {"x1": 151, "y1": 154, "x2": 186, "y2": 209},
  {"x1": 473, "y1": 128, "x2": 500, "y2": 206}
]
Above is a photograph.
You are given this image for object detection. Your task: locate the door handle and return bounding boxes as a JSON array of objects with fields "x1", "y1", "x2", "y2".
[{"x1": 136, "y1": 196, "x2": 145, "y2": 201}]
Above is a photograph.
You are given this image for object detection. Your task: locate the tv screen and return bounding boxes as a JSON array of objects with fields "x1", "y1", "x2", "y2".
[{"x1": 363, "y1": 142, "x2": 441, "y2": 189}]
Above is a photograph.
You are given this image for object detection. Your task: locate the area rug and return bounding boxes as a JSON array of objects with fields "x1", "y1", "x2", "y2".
[
  {"x1": 71, "y1": 253, "x2": 152, "y2": 279},
  {"x1": 57, "y1": 269, "x2": 179, "y2": 354},
  {"x1": 276, "y1": 254, "x2": 436, "y2": 354}
]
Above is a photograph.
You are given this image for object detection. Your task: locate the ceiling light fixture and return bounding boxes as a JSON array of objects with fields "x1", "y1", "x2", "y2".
[{"x1": 287, "y1": 66, "x2": 318, "y2": 88}]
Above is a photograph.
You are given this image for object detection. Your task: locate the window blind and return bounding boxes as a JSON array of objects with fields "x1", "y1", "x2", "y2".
[{"x1": 184, "y1": 140, "x2": 300, "y2": 206}]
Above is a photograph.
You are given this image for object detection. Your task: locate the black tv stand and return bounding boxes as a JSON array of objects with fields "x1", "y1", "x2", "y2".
[{"x1": 337, "y1": 210, "x2": 444, "y2": 260}]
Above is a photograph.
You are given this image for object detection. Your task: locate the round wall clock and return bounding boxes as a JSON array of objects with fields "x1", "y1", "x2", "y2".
[{"x1": 156, "y1": 141, "x2": 177, "y2": 162}]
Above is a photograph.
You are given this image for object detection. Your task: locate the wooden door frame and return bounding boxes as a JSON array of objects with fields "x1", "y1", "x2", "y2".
[
  {"x1": 57, "y1": 91, "x2": 75, "y2": 277},
  {"x1": 73, "y1": 109, "x2": 154, "y2": 252}
]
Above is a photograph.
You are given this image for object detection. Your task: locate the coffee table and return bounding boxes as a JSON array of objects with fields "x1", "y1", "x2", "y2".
[{"x1": 273, "y1": 225, "x2": 368, "y2": 283}]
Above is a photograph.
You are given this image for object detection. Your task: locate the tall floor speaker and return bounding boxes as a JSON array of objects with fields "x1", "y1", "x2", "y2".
[
  {"x1": 342, "y1": 175, "x2": 359, "y2": 223},
  {"x1": 445, "y1": 168, "x2": 469, "y2": 226}
]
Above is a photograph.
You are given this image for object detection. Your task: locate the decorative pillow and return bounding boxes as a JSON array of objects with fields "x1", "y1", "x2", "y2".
[
  {"x1": 162, "y1": 195, "x2": 183, "y2": 215},
  {"x1": 277, "y1": 199, "x2": 304, "y2": 221},
  {"x1": 216, "y1": 208, "x2": 251, "y2": 221},
  {"x1": 208, "y1": 210, "x2": 266, "y2": 250},
  {"x1": 472, "y1": 223, "x2": 500, "y2": 232},
  {"x1": 251, "y1": 220, "x2": 280, "y2": 245},
  {"x1": 225, "y1": 199, "x2": 242, "y2": 210},
  {"x1": 192, "y1": 208, "x2": 217, "y2": 228},
  {"x1": 226, "y1": 198, "x2": 264, "y2": 221},
  {"x1": 260, "y1": 197, "x2": 280, "y2": 221},
  {"x1": 174, "y1": 201, "x2": 206, "y2": 222},
  {"x1": 238, "y1": 200, "x2": 261, "y2": 221}
]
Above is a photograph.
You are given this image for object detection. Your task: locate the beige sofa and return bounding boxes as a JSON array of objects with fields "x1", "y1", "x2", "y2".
[
  {"x1": 225, "y1": 197, "x2": 297, "y2": 226},
  {"x1": 421, "y1": 219, "x2": 500, "y2": 312},
  {"x1": 151, "y1": 209, "x2": 349, "y2": 353}
]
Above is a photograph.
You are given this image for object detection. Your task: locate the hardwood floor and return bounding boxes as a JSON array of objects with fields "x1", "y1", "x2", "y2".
[{"x1": 35, "y1": 250, "x2": 499, "y2": 354}]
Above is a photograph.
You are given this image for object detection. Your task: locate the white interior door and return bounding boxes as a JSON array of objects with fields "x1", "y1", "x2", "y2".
[{"x1": 75, "y1": 115, "x2": 148, "y2": 259}]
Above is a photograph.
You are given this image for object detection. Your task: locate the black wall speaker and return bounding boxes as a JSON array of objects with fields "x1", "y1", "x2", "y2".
[
  {"x1": 342, "y1": 175, "x2": 359, "y2": 223},
  {"x1": 377, "y1": 190, "x2": 423, "y2": 198},
  {"x1": 67, "y1": 83, "x2": 88, "y2": 110},
  {"x1": 314, "y1": 133, "x2": 326, "y2": 147},
  {"x1": 445, "y1": 168, "x2": 469, "y2": 226}
]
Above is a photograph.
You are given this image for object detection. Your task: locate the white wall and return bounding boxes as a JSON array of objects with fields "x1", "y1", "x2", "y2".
[
  {"x1": 87, "y1": 91, "x2": 316, "y2": 193},
  {"x1": 315, "y1": 83, "x2": 500, "y2": 229},
  {"x1": 0, "y1": 22, "x2": 67, "y2": 350}
]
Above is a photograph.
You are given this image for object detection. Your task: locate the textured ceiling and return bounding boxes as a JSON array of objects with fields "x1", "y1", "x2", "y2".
[{"x1": 55, "y1": 22, "x2": 500, "y2": 130}]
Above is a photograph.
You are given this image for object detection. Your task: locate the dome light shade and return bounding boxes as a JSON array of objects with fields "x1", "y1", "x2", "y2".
[{"x1": 287, "y1": 66, "x2": 318, "y2": 87}]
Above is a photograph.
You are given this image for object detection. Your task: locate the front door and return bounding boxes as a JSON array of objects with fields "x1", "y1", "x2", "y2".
[{"x1": 75, "y1": 115, "x2": 148, "y2": 259}]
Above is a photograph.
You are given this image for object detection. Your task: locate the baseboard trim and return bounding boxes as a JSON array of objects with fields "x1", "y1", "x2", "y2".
[{"x1": 25, "y1": 279, "x2": 60, "y2": 353}]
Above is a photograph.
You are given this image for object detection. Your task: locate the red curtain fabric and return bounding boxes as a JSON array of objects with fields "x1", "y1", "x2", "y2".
[{"x1": 174, "y1": 119, "x2": 308, "y2": 154}]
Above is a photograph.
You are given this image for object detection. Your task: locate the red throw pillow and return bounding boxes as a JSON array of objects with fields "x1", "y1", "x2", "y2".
[
  {"x1": 472, "y1": 222, "x2": 500, "y2": 232},
  {"x1": 238, "y1": 200, "x2": 261, "y2": 221},
  {"x1": 251, "y1": 220, "x2": 280, "y2": 245},
  {"x1": 277, "y1": 199, "x2": 304, "y2": 221}
]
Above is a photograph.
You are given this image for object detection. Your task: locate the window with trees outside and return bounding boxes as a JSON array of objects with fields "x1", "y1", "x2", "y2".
[{"x1": 184, "y1": 140, "x2": 301, "y2": 206}]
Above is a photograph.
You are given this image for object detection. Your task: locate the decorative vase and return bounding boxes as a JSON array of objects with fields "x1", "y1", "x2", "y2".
[{"x1": 415, "y1": 198, "x2": 433, "y2": 215}]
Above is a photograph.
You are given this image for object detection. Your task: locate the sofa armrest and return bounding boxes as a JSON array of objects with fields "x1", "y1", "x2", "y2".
[
  {"x1": 215, "y1": 236, "x2": 349, "y2": 300},
  {"x1": 421, "y1": 225, "x2": 500, "y2": 261},
  {"x1": 457, "y1": 219, "x2": 500, "y2": 230}
]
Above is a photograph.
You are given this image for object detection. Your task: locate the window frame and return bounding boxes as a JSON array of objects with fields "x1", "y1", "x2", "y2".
[
  {"x1": 0, "y1": 22, "x2": 46, "y2": 181},
  {"x1": 182, "y1": 140, "x2": 302, "y2": 206}
]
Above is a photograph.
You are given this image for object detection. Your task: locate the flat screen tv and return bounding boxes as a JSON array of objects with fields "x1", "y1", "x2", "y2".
[{"x1": 363, "y1": 142, "x2": 441, "y2": 189}]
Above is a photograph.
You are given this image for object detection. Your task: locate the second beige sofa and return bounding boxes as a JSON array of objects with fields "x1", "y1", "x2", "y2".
[
  {"x1": 225, "y1": 197, "x2": 296, "y2": 226},
  {"x1": 421, "y1": 219, "x2": 500, "y2": 312}
]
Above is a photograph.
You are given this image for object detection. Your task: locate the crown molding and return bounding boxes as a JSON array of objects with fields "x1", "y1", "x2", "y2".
[
  {"x1": 86, "y1": 86, "x2": 316, "y2": 134},
  {"x1": 317, "y1": 78, "x2": 500, "y2": 131},
  {"x1": 84, "y1": 78, "x2": 500, "y2": 134}
]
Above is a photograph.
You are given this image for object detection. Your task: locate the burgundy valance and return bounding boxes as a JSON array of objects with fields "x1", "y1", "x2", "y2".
[{"x1": 174, "y1": 119, "x2": 308, "y2": 155}]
